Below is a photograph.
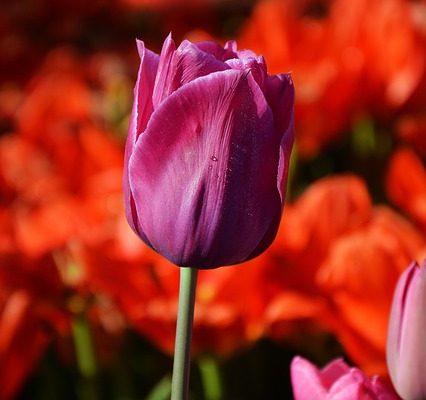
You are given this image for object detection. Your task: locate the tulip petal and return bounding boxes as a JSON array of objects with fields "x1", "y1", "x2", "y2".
[
  {"x1": 328, "y1": 370, "x2": 365, "y2": 400},
  {"x1": 129, "y1": 69, "x2": 280, "y2": 268},
  {"x1": 265, "y1": 74, "x2": 295, "y2": 202},
  {"x1": 123, "y1": 40, "x2": 159, "y2": 238},
  {"x1": 321, "y1": 358, "x2": 351, "y2": 390},
  {"x1": 152, "y1": 33, "x2": 176, "y2": 110},
  {"x1": 387, "y1": 261, "x2": 426, "y2": 399},
  {"x1": 291, "y1": 356, "x2": 327, "y2": 400},
  {"x1": 152, "y1": 37, "x2": 229, "y2": 109},
  {"x1": 194, "y1": 41, "x2": 228, "y2": 60}
]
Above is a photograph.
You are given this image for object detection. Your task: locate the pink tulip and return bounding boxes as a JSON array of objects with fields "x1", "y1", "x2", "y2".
[
  {"x1": 123, "y1": 34, "x2": 294, "y2": 269},
  {"x1": 291, "y1": 356, "x2": 398, "y2": 400},
  {"x1": 387, "y1": 260, "x2": 426, "y2": 399}
]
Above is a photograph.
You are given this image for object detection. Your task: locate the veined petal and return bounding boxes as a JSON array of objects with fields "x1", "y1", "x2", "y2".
[
  {"x1": 152, "y1": 36, "x2": 229, "y2": 110},
  {"x1": 194, "y1": 41, "x2": 228, "y2": 60},
  {"x1": 152, "y1": 33, "x2": 176, "y2": 110},
  {"x1": 129, "y1": 69, "x2": 280, "y2": 269},
  {"x1": 123, "y1": 40, "x2": 159, "y2": 238},
  {"x1": 265, "y1": 73, "x2": 295, "y2": 202}
]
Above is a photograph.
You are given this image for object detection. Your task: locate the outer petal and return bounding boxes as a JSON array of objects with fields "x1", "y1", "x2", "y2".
[
  {"x1": 291, "y1": 356, "x2": 327, "y2": 400},
  {"x1": 129, "y1": 69, "x2": 280, "y2": 269},
  {"x1": 194, "y1": 41, "x2": 228, "y2": 60},
  {"x1": 387, "y1": 261, "x2": 426, "y2": 399},
  {"x1": 123, "y1": 40, "x2": 159, "y2": 238},
  {"x1": 152, "y1": 37, "x2": 229, "y2": 109},
  {"x1": 152, "y1": 34, "x2": 176, "y2": 110},
  {"x1": 370, "y1": 377, "x2": 399, "y2": 400},
  {"x1": 265, "y1": 73, "x2": 295, "y2": 203},
  {"x1": 244, "y1": 74, "x2": 295, "y2": 260},
  {"x1": 320, "y1": 359, "x2": 351, "y2": 390},
  {"x1": 386, "y1": 262, "x2": 414, "y2": 388},
  {"x1": 328, "y1": 370, "x2": 365, "y2": 400}
]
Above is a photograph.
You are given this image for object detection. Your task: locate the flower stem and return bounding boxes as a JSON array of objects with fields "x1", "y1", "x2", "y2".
[
  {"x1": 199, "y1": 355, "x2": 222, "y2": 400},
  {"x1": 72, "y1": 315, "x2": 97, "y2": 379},
  {"x1": 72, "y1": 314, "x2": 99, "y2": 400},
  {"x1": 171, "y1": 267, "x2": 198, "y2": 400}
]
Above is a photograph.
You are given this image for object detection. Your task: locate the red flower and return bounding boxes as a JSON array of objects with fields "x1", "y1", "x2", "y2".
[
  {"x1": 396, "y1": 115, "x2": 426, "y2": 157},
  {"x1": 318, "y1": 207, "x2": 425, "y2": 375},
  {"x1": 0, "y1": 291, "x2": 50, "y2": 400},
  {"x1": 386, "y1": 147, "x2": 426, "y2": 230},
  {"x1": 259, "y1": 174, "x2": 424, "y2": 375},
  {"x1": 238, "y1": 0, "x2": 426, "y2": 157}
]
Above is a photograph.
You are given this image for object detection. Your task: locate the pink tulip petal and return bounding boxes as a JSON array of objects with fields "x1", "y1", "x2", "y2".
[
  {"x1": 152, "y1": 36, "x2": 229, "y2": 109},
  {"x1": 123, "y1": 40, "x2": 159, "y2": 238},
  {"x1": 194, "y1": 41, "x2": 228, "y2": 60},
  {"x1": 152, "y1": 33, "x2": 176, "y2": 110},
  {"x1": 387, "y1": 262, "x2": 415, "y2": 384},
  {"x1": 321, "y1": 358, "x2": 351, "y2": 390},
  {"x1": 370, "y1": 377, "x2": 399, "y2": 400},
  {"x1": 292, "y1": 356, "x2": 398, "y2": 400},
  {"x1": 291, "y1": 356, "x2": 328, "y2": 400},
  {"x1": 388, "y1": 261, "x2": 426, "y2": 399},
  {"x1": 328, "y1": 370, "x2": 367, "y2": 400},
  {"x1": 265, "y1": 74, "x2": 295, "y2": 202},
  {"x1": 129, "y1": 69, "x2": 280, "y2": 268}
]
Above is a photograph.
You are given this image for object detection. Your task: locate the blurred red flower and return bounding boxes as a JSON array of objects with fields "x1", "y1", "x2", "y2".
[
  {"x1": 238, "y1": 0, "x2": 425, "y2": 157},
  {"x1": 0, "y1": 47, "x2": 135, "y2": 397},
  {"x1": 386, "y1": 147, "x2": 426, "y2": 230},
  {"x1": 396, "y1": 115, "x2": 426, "y2": 157},
  {"x1": 265, "y1": 174, "x2": 372, "y2": 296},
  {"x1": 317, "y1": 206, "x2": 425, "y2": 375},
  {"x1": 0, "y1": 211, "x2": 70, "y2": 399},
  {"x1": 257, "y1": 174, "x2": 425, "y2": 375},
  {"x1": 82, "y1": 237, "x2": 271, "y2": 356},
  {"x1": 0, "y1": 291, "x2": 50, "y2": 400}
]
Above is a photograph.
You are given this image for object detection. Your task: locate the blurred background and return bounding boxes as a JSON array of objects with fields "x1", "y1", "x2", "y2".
[{"x1": 1, "y1": 0, "x2": 426, "y2": 398}]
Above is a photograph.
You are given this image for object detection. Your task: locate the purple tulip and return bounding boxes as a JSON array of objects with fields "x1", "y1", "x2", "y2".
[
  {"x1": 123, "y1": 34, "x2": 294, "y2": 269},
  {"x1": 387, "y1": 260, "x2": 426, "y2": 399},
  {"x1": 291, "y1": 356, "x2": 398, "y2": 400}
]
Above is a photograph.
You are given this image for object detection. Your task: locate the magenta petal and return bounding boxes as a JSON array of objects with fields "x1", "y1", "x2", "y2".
[
  {"x1": 194, "y1": 40, "x2": 228, "y2": 60},
  {"x1": 292, "y1": 356, "x2": 398, "y2": 400},
  {"x1": 129, "y1": 69, "x2": 280, "y2": 268},
  {"x1": 320, "y1": 358, "x2": 351, "y2": 390},
  {"x1": 152, "y1": 37, "x2": 229, "y2": 110},
  {"x1": 123, "y1": 40, "x2": 159, "y2": 237},
  {"x1": 265, "y1": 73, "x2": 295, "y2": 136},
  {"x1": 328, "y1": 370, "x2": 365, "y2": 400},
  {"x1": 132, "y1": 39, "x2": 159, "y2": 142},
  {"x1": 291, "y1": 356, "x2": 328, "y2": 400},
  {"x1": 265, "y1": 73, "x2": 295, "y2": 202},
  {"x1": 152, "y1": 33, "x2": 176, "y2": 110}
]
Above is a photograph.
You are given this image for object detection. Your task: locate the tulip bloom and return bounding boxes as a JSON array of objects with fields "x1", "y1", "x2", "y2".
[
  {"x1": 124, "y1": 34, "x2": 294, "y2": 269},
  {"x1": 291, "y1": 356, "x2": 398, "y2": 400},
  {"x1": 387, "y1": 260, "x2": 426, "y2": 400}
]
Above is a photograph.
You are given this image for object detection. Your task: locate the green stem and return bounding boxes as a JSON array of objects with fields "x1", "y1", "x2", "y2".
[
  {"x1": 72, "y1": 315, "x2": 97, "y2": 378},
  {"x1": 199, "y1": 355, "x2": 222, "y2": 400},
  {"x1": 72, "y1": 314, "x2": 99, "y2": 400},
  {"x1": 171, "y1": 267, "x2": 198, "y2": 400}
]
